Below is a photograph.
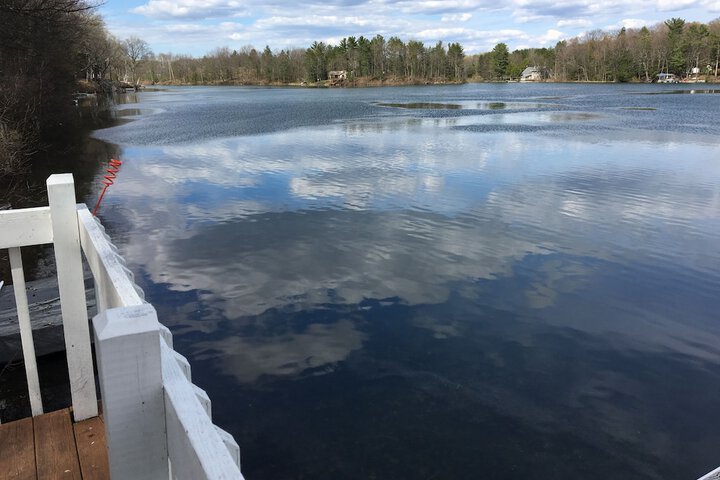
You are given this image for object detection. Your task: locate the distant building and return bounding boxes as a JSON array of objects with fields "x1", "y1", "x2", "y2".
[
  {"x1": 656, "y1": 73, "x2": 678, "y2": 83},
  {"x1": 520, "y1": 66, "x2": 548, "y2": 82},
  {"x1": 328, "y1": 70, "x2": 347, "y2": 85}
]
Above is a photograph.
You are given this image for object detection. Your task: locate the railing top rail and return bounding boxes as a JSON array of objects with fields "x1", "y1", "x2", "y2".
[
  {"x1": 77, "y1": 206, "x2": 144, "y2": 309},
  {"x1": 0, "y1": 206, "x2": 52, "y2": 249}
]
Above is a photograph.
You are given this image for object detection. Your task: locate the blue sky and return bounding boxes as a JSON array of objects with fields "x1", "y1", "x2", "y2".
[{"x1": 99, "y1": 0, "x2": 720, "y2": 56}]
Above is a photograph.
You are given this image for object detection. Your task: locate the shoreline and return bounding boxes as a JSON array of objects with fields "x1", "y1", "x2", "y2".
[{"x1": 134, "y1": 76, "x2": 719, "y2": 89}]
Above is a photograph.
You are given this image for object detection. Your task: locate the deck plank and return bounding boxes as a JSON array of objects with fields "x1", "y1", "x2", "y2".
[
  {"x1": 0, "y1": 416, "x2": 37, "y2": 479},
  {"x1": 34, "y1": 409, "x2": 81, "y2": 480},
  {"x1": 73, "y1": 417, "x2": 109, "y2": 480}
]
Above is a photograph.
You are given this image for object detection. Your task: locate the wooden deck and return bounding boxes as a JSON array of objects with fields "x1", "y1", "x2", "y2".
[{"x1": 0, "y1": 408, "x2": 109, "y2": 479}]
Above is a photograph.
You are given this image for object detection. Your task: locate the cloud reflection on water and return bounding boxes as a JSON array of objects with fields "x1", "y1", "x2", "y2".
[
  {"x1": 94, "y1": 85, "x2": 720, "y2": 479},
  {"x1": 105, "y1": 119, "x2": 720, "y2": 361},
  {"x1": 194, "y1": 319, "x2": 366, "y2": 383}
]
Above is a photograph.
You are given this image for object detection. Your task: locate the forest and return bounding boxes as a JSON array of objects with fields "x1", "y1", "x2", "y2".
[
  {"x1": 122, "y1": 18, "x2": 720, "y2": 85},
  {"x1": 472, "y1": 18, "x2": 720, "y2": 82},
  {"x1": 1, "y1": 0, "x2": 114, "y2": 200},
  {"x1": 109, "y1": 37, "x2": 467, "y2": 86}
]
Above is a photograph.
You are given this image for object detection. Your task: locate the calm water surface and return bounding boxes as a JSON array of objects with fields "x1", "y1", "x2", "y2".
[{"x1": 91, "y1": 83, "x2": 720, "y2": 479}]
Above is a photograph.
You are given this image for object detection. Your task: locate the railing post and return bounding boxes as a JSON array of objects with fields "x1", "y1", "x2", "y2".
[
  {"x1": 8, "y1": 247, "x2": 43, "y2": 416},
  {"x1": 93, "y1": 304, "x2": 169, "y2": 479},
  {"x1": 47, "y1": 174, "x2": 97, "y2": 421}
]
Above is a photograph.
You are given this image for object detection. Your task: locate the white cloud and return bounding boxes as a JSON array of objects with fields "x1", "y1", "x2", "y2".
[
  {"x1": 537, "y1": 28, "x2": 564, "y2": 44},
  {"x1": 441, "y1": 13, "x2": 473, "y2": 22},
  {"x1": 132, "y1": 0, "x2": 248, "y2": 19},
  {"x1": 513, "y1": 11, "x2": 553, "y2": 24},
  {"x1": 112, "y1": 0, "x2": 720, "y2": 56},
  {"x1": 164, "y1": 23, "x2": 207, "y2": 33},
  {"x1": 557, "y1": 18, "x2": 593, "y2": 28},
  {"x1": 394, "y1": 0, "x2": 496, "y2": 14},
  {"x1": 218, "y1": 22, "x2": 243, "y2": 31},
  {"x1": 656, "y1": 0, "x2": 699, "y2": 11},
  {"x1": 619, "y1": 18, "x2": 651, "y2": 29},
  {"x1": 704, "y1": 0, "x2": 720, "y2": 12},
  {"x1": 254, "y1": 14, "x2": 374, "y2": 28},
  {"x1": 603, "y1": 18, "x2": 653, "y2": 31}
]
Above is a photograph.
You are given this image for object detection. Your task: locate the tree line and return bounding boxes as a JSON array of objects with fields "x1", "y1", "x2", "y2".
[
  {"x1": 471, "y1": 18, "x2": 720, "y2": 82},
  {"x1": 122, "y1": 17, "x2": 720, "y2": 86},
  {"x1": 123, "y1": 36, "x2": 466, "y2": 85}
]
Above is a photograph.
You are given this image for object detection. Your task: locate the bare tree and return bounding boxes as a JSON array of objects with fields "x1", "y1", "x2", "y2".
[
  {"x1": 0, "y1": 0, "x2": 98, "y2": 204},
  {"x1": 123, "y1": 36, "x2": 151, "y2": 85}
]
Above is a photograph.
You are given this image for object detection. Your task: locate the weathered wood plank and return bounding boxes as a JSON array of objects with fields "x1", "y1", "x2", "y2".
[
  {"x1": 0, "y1": 207, "x2": 52, "y2": 249},
  {"x1": 73, "y1": 416, "x2": 109, "y2": 480},
  {"x1": 0, "y1": 274, "x2": 96, "y2": 364},
  {"x1": 34, "y1": 409, "x2": 81, "y2": 480},
  {"x1": 0, "y1": 416, "x2": 37, "y2": 479}
]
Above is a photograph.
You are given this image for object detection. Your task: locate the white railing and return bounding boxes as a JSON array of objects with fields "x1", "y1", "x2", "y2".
[
  {"x1": 0, "y1": 174, "x2": 244, "y2": 479},
  {"x1": 0, "y1": 174, "x2": 96, "y2": 420},
  {"x1": 699, "y1": 466, "x2": 720, "y2": 480}
]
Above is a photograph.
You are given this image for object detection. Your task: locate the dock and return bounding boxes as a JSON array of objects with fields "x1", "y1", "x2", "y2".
[
  {"x1": 0, "y1": 408, "x2": 108, "y2": 479},
  {"x1": 0, "y1": 174, "x2": 244, "y2": 479}
]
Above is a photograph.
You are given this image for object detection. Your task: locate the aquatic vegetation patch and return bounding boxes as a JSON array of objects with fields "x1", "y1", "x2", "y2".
[
  {"x1": 376, "y1": 101, "x2": 555, "y2": 110},
  {"x1": 377, "y1": 102, "x2": 463, "y2": 109},
  {"x1": 644, "y1": 89, "x2": 720, "y2": 95},
  {"x1": 545, "y1": 112, "x2": 603, "y2": 121}
]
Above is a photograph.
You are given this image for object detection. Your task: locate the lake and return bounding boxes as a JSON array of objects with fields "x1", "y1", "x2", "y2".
[{"x1": 90, "y1": 83, "x2": 720, "y2": 479}]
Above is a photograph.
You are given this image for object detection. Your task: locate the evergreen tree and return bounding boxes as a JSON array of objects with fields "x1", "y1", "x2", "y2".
[
  {"x1": 491, "y1": 43, "x2": 509, "y2": 79},
  {"x1": 447, "y1": 43, "x2": 465, "y2": 80},
  {"x1": 665, "y1": 17, "x2": 686, "y2": 74}
]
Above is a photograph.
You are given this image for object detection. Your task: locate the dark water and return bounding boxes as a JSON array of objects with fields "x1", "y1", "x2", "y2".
[{"x1": 90, "y1": 83, "x2": 720, "y2": 479}]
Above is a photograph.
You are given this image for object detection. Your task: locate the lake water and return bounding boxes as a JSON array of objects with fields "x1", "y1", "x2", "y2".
[{"x1": 90, "y1": 83, "x2": 720, "y2": 479}]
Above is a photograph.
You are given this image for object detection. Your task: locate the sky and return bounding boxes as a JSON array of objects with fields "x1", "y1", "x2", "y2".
[{"x1": 98, "y1": 0, "x2": 720, "y2": 56}]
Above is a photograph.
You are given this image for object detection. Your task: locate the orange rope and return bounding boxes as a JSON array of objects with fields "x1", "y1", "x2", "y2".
[{"x1": 92, "y1": 158, "x2": 123, "y2": 216}]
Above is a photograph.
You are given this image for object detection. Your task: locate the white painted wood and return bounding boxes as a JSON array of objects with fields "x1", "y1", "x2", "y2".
[
  {"x1": 77, "y1": 206, "x2": 144, "y2": 310},
  {"x1": 172, "y1": 350, "x2": 192, "y2": 381},
  {"x1": 214, "y1": 426, "x2": 241, "y2": 469},
  {"x1": 121, "y1": 265, "x2": 135, "y2": 282},
  {"x1": 8, "y1": 247, "x2": 43, "y2": 416},
  {"x1": 93, "y1": 277, "x2": 109, "y2": 314},
  {"x1": 192, "y1": 384, "x2": 211, "y2": 418},
  {"x1": 47, "y1": 174, "x2": 97, "y2": 421},
  {"x1": 699, "y1": 466, "x2": 720, "y2": 480},
  {"x1": 159, "y1": 324, "x2": 174, "y2": 348},
  {"x1": 161, "y1": 339, "x2": 244, "y2": 480},
  {"x1": 93, "y1": 304, "x2": 169, "y2": 480},
  {"x1": 0, "y1": 207, "x2": 52, "y2": 249}
]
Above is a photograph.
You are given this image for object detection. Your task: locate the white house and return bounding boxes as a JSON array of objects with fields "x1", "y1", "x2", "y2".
[{"x1": 520, "y1": 66, "x2": 546, "y2": 82}]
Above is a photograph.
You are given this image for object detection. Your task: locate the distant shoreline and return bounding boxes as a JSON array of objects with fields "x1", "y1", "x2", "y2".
[{"x1": 132, "y1": 76, "x2": 719, "y2": 89}]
